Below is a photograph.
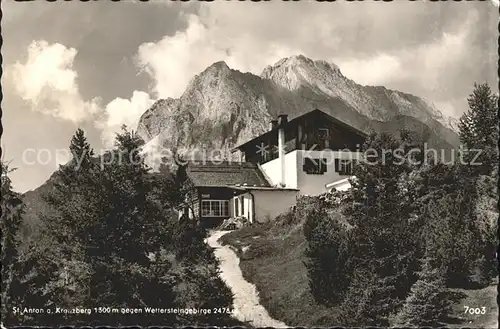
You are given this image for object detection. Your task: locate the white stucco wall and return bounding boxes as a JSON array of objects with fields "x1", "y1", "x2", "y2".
[
  {"x1": 232, "y1": 189, "x2": 298, "y2": 223},
  {"x1": 260, "y1": 151, "x2": 298, "y2": 188},
  {"x1": 252, "y1": 189, "x2": 298, "y2": 223},
  {"x1": 296, "y1": 150, "x2": 362, "y2": 196},
  {"x1": 229, "y1": 199, "x2": 234, "y2": 218},
  {"x1": 259, "y1": 149, "x2": 361, "y2": 196}
]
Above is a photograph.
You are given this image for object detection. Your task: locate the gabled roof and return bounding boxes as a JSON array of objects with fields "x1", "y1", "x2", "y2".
[
  {"x1": 231, "y1": 109, "x2": 368, "y2": 152},
  {"x1": 185, "y1": 160, "x2": 271, "y2": 187}
]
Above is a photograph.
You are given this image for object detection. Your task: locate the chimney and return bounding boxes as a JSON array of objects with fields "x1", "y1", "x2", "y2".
[
  {"x1": 277, "y1": 119, "x2": 286, "y2": 187},
  {"x1": 270, "y1": 119, "x2": 278, "y2": 130},
  {"x1": 277, "y1": 114, "x2": 288, "y2": 126}
]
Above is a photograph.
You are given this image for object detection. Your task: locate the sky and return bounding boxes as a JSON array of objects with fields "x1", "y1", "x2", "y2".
[{"x1": 2, "y1": 0, "x2": 498, "y2": 193}]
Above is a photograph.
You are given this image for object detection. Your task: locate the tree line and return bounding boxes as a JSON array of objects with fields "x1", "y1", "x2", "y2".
[
  {"x1": 303, "y1": 83, "x2": 498, "y2": 326},
  {"x1": 1, "y1": 127, "x2": 241, "y2": 326}
]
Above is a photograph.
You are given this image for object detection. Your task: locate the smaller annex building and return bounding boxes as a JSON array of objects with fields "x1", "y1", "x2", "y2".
[{"x1": 179, "y1": 160, "x2": 298, "y2": 227}]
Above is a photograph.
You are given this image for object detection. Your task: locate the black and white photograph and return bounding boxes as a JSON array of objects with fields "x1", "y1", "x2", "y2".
[{"x1": 1, "y1": 0, "x2": 498, "y2": 327}]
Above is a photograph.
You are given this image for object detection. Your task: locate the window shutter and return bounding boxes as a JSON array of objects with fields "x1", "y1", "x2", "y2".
[
  {"x1": 303, "y1": 158, "x2": 313, "y2": 173},
  {"x1": 321, "y1": 158, "x2": 327, "y2": 173}
]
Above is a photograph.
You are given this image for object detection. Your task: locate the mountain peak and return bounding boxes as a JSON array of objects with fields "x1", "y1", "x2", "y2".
[
  {"x1": 282, "y1": 54, "x2": 314, "y2": 65},
  {"x1": 206, "y1": 60, "x2": 231, "y2": 72},
  {"x1": 262, "y1": 55, "x2": 341, "y2": 76},
  {"x1": 196, "y1": 60, "x2": 234, "y2": 80},
  {"x1": 183, "y1": 60, "x2": 234, "y2": 93},
  {"x1": 260, "y1": 54, "x2": 344, "y2": 93}
]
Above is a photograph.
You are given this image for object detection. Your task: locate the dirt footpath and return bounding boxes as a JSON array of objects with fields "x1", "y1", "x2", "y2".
[{"x1": 206, "y1": 230, "x2": 288, "y2": 328}]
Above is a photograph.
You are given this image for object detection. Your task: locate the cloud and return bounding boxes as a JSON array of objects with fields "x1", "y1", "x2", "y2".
[
  {"x1": 336, "y1": 54, "x2": 405, "y2": 86},
  {"x1": 9, "y1": 40, "x2": 100, "y2": 122},
  {"x1": 332, "y1": 10, "x2": 476, "y2": 117},
  {"x1": 135, "y1": 12, "x2": 300, "y2": 99},
  {"x1": 134, "y1": 1, "x2": 493, "y2": 120},
  {"x1": 96, "y1": 91, "x2": 155, "y2": 147},
  {"x1": 8, "y1": 4, "x2": 492, "y2": 140},
  {"x1": 136, "y1": 15, "x2": 218, "y2": 98},
  {"x1": 9, "y1": 40, "x2": 156, "y2": 148},
  {"x1": 337, "y1": 19, "x2": 469, "y2": 87}
]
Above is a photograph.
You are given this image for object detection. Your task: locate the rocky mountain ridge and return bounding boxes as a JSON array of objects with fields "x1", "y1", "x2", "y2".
[
  {"x1": 136, "y1": 55, "x2": 461, "y2": 165},
  {"x1": 19, "y1": 55, "x2": 463, "y2": 240}
]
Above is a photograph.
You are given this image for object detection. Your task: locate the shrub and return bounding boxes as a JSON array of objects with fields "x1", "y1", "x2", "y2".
[
  {"x1": 395, "y1": 256, "x2": 451, "y2": 326},
  {"x1": 303, "y1": 205, "x2": 351, "y2": 306}
]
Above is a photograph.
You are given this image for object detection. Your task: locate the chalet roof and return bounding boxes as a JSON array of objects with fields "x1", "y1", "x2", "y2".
[
  {"x1": 185, "y1": 160, "x2": 272, "y2": 187},
  {"x1": 231, "y1": 108, "x2": 368, "y2": 152}
]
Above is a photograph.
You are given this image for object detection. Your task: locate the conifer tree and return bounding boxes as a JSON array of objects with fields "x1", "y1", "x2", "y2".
[
  {"x1": 417, "y1": 169, "x2": 482, "y2": 287},
  {"x1": 340, "y1": 131, "x2": 423, "y2": 323},
  {"x1": 36, "y1": 127, "x2": 238, "y2": 326},
  {"x1": 456, "y1": 83, "x2": 498, "y2": 283},
  {"x1": 338, "y1": 267, "x2": 385, "y2": 326},
  {"x1": 303, "y1": 205, "x2": 351, "y2": 306},
  {"x1": 70, "y1": 128, "x2": 95, "y2": 167},
  {"x1": 458, "y1": 83, "x2": 499, "y2": 176},
  {"x1": 1, "y1": 162, "x2": 24, "y2": 326},
  {"x1": 396, "y1": 254, "x2": 451, "y2": 326}
]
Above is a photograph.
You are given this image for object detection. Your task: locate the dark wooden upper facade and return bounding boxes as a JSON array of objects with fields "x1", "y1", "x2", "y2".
[{"x1": 234, "y1": 109, "x2": 367, "y2": 164}]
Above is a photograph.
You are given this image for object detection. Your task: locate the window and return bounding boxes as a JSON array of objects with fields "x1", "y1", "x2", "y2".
[
  {"x1": 201, "y1": 201, "x2": 210, "y2": 216},
  {"x1": 334, "y1": 159, "x2": 353, "y2": 176},
  {"x1": 201, "y1": 200, "x2": 229, "y2": 217},
  {"x1": 303, "y1": 158, "x2": 327, "y2": 175},
  {"x1": 213, "y1": 201, "x2": 221, "y2": 214},
  {"x1": 318, "y1": 128, "x2": 329, "y2": 139},
  {"x1": 318, "y1": 128, "x2": 330, "y2": 149}
]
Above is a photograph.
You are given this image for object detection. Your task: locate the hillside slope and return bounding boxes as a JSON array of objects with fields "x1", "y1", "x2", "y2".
[{"x1": 219, "y1": 214, "x2": 498, "y2": 327}]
